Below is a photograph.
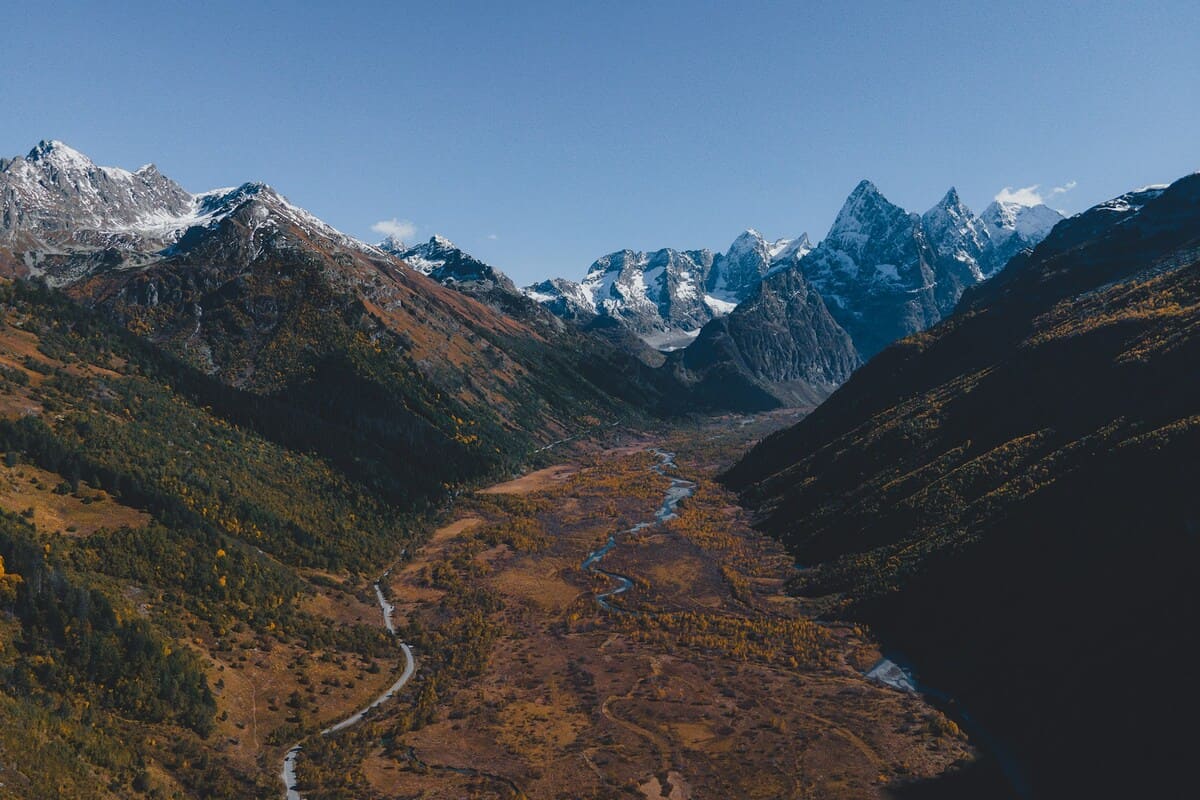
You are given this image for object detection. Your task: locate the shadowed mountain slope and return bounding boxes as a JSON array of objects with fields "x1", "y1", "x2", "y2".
[{"x1": 725, "y1": 173, "x2": 1200, "y2": 797}]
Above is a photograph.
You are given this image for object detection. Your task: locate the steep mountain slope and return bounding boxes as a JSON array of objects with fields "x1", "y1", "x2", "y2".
[
  {"x1": 524, "y1": 229, "x2": 813, "y2": 349},
  {"x1": 0, "y1": 279, "x2": 434, "y2": 797},
  {"x1": 669, "y1": 262, "x2": 860, "y2": 409},
  {"x1": 705, "y1": 228, "x2": 812, "y2": 304},
  {"x1": 725, "y1": 174, "x2": 1200, "y2": 797},
  {"x1": 380, "y1": 233, "x2": 517, "y2": 294},
  {"x1": 0, "y1": 142, "x2": 696, "y2": 491},
  {"x1": 581, "y1": 247, "x2": 717, "y2": 337},
  {"x1": 978, "y1": 198, "x2": 1063, "y2": 274}
]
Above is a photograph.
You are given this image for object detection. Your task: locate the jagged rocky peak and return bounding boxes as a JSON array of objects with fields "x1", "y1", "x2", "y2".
[
  {"x1": 526, "y1": 225, "x2": 816, "y2": 348},
  {"x1": 797, "y1": 178, "x2": 1069, "y2": 358},
  {"x1": 773, "y1": 231, "x2": 814, "y2": 263},
  {"x1": 980, "y1": 198, "x2": 1062, "y2": 242},
  {"x1": 977, "y1": 198, "x2": 1064, "y2": 277},
  {"x1": 798, "y1": 180, "x2": 940, "y2": 357},
  {"x1": 711, "y1": 229, "x2": 794, "y2": 290},
  {"x1": 924, "y1": 185, "x2": 1065, "y2": 278},
  {"x1": 382, "y1": 233, "x2": 465, "y2": 273},
  {"x1": 577, "y1": 246, "x2": 716, "y2": 335},
  {"x1": 180, "y1": 181, "x2": 372, "y2": 256},
  {"x1": 922, "y1": 186, "x2": 990, "y2": 281},
  {"x1": 924, "y1": 186, "x2": 972, "y2": 225},
  {"x1": 826, "y1": 180, "x2": 920, "y2": 251},
  {"x1": 522, "y1": 277, "x2": 596, "y2": 321},
  {"x1": 26, "y1": 139, "x2": 102, "y2": 170},
  {"x1": 1, "y1": 140, "x2": 382, "y2": 286},
  {"x1": 814, "y1": 180, "x2": 927, "y2": 282},
  {"x1": 2, "y1": 139, "x2": 193, "y2": 237},
  {"x1": 674, "y1": 255, "x2": 861, "y2": 409},
  {"x1": 378, "y1": 233, "x2": 407, "y2": 254},
  {"x1": 381, "y1": 233, "x2": 517, "y2": 293}
]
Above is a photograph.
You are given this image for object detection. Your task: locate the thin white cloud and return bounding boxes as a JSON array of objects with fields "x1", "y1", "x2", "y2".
[
  {"x1": 371, "y1": 218, "x2": 417, "y2": 241},
  {"x1": 994, "y1": 185, "x2": 1045, "y2": 206},
  {"x1": 994, "y1": 180, "x2": 1077, "y2": 207},
  {"x1": 1048, "y1": 180, "x2": 1077, "y2": 198},
  {"x1": 486, "y1": 233, "x2": 498, "y2": 240}
]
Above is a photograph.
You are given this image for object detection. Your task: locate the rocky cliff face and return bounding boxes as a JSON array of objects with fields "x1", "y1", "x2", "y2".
[
  {"x1": 523, "y1": 229, "x2": 813, "y2": 346},
  {"x1": 580, "y1": 247, "x2": 717, "y2": 334},
  {"x1": 705, "y1": 229, "x2": 812, "y2": 304},
  {"x1": 671, "y1": 264, "x2": 860, "y2": 408},
  {"x1": 796, "y1": 180, "x2": 942, "y2": 359},
  {"x1": 523, "y1": 180, "x2": 1062, "y2": 402},
  {"x1": 921, "y1": 187, "x2": 992, "y2": 312},
  {"x1": 797, "y1": 180, "x2": 1064, "y2": 358},
  {"x1": 0, "y1": 140, "x2": 193, "y2": 242}
]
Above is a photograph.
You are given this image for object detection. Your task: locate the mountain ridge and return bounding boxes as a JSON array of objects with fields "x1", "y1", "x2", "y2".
[
  {"x1": 723, "y1": 171, "x2": 1200, "y2": 797},
  {"x1": 524, "y1": 180, "x2": 1062, "y2": 375}
]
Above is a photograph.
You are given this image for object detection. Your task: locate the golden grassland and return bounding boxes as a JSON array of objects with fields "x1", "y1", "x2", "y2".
[
  {"x1": 0, "y1": 299, "x2": 972, "y2": 799},
  {"x1": 0, "y1": 460, "x2": 150, "y2": 536},
  {"x1": 295, "y1": 424, "x2": 974, "y2": 799}
]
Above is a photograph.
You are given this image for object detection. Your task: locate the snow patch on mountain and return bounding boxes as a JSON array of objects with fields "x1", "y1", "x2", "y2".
[
  {"x1": 980, "y1": 200, "x2": 1062, "y2": 244},
  {"x1": 526, "y1": 228, "x2": 815, "y2": 348},
  {"x1": 1, "y1": 140, "x2": 382, "y2": 273},
  {"x1": 703, "y1": 294, "x2": 739, "y2": 315}
]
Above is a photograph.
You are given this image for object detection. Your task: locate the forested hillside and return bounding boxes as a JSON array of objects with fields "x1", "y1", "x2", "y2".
[
  {"x1": 0, "y1": 277, "x2": 523, "y2": 796},
  {"x1": 725, "y1": 174, "x2": 1200, "y2": 797}
]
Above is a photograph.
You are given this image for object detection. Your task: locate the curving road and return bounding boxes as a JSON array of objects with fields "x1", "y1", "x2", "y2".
[
  {"x1": 283, "y1": 446, "x2": 692, "y2": 795},
  {"x1": 281, "y1": 569, "x2": 416, "y2": 799}
]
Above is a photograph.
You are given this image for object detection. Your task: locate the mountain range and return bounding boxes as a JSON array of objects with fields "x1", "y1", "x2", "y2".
[
  {"x1": 725, "y1": 173, "x2": 1200, "y2": 797},
  {"x1": 1, "y1": 136, "x2": 1196, "y2": 798},
  {"x1": 522, "y1": 182, "x2": 1060, "y2": 359},
  {"x1": 0, "y1": 140, "x2": 695, "y2": 499},
  {"x1": 512, "y1": 180, "x2": 1062, "y2": 406},
  {"x1": 369, "y1": 179, "x2": 1062, "y2": 407},
  {"x1": 13, "y1": 121, "x2": 1053, "y2": 411}
]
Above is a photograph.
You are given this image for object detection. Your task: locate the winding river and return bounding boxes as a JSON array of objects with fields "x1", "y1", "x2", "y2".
[
  {"x1": 281, "y1": 567, "x2": 416, "y2": 799},
  {"x1": 282, "y1": 447, "x2": 694, "y2": 795},
  {"x1": 581, "y1": 448, "x2": 695, "y2": 610}
]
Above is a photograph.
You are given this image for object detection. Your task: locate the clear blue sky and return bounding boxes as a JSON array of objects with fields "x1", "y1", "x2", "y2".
[{"x1": 3, "y1": 1, "x2": 1197, "y2": 284}]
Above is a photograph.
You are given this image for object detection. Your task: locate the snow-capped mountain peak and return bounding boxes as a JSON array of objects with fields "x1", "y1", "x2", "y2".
[
  {"x1": 555, "y1": 246, "x2": 715, "y2": 337},
  {"x1": 381, "y1": 234, "x2": 468, "y2": 274},
  {"x1": 378, "y1": 233, "x2": 407, "y2": 252},
  {"x1": 826, "y1": 179, "x2": 915, "y2": 256},
  {"x1": 1, "y1": 141, "x2": 385, "y2": 284},
  {"x1": 980, "y1": 200, "x2": 1062, "y2": 243},
  {"x1": 771, "y1": 232, "x2": 813, "y2": 264},
  {"x1": 921, "y1": 187, "x2": 990, "y2": 281},
  {"x1": 27, "y1": 139, "x2": 97, "y2": 169},
  {"x1": 2, "y1": 139, "x2": 194, "y2": 240},
  {"x1": 930, "y1": 186, "x2": 968, "y2": 216},
  {"x1": 708, "y1": 228, "x2": 810, "y2": 303},
  {"x1": 527, "y1": 226, "x2": 817, "y2": 348},
  {"x1": 379, "y1": 234, "x2": 517, "y2": 293}
]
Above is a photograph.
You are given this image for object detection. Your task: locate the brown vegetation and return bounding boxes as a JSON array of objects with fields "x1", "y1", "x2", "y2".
[{"x1": 294, "y1": 423, "x2": 973, "y2": 799}]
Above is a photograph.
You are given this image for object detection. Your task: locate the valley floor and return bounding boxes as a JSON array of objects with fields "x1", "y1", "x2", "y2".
[{"x1": 288, "y1": 413, "x2": 976, "y2": 799}]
